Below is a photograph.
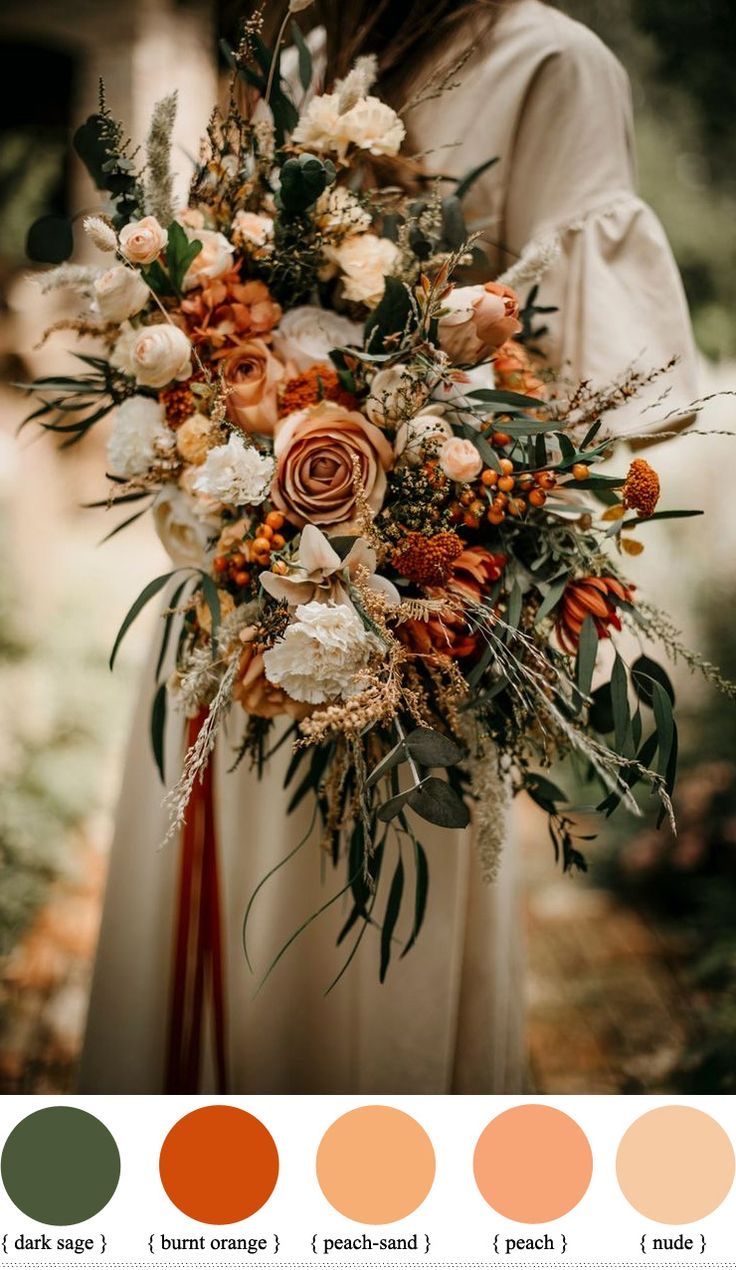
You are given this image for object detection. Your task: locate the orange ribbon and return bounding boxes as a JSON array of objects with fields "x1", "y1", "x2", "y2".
[{"x1": 165, "y1": 709, "x2": 228, "y2": 1093}]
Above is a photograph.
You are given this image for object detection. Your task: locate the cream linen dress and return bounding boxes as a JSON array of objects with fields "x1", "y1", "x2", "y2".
[{"x1": 79, "y1": 0, "x2": 697, "y2": 1094}]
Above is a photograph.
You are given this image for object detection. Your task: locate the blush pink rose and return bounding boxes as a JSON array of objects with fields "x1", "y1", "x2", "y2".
[
  {"x1": 118, "y1": 216, "x2": 168, "y2": 266},
  {"x1": 438, "y1": 281, "x2": 522, "y2": 364},
  {"x1": 272, "y1": 401, "x2": 393, "y2": 528},
  {"x1": 216, "y1": 339, "x2": 286, "y2": 435},
  {"x1": 439, "y1": 437, "x2": 483, "y2": 483}
]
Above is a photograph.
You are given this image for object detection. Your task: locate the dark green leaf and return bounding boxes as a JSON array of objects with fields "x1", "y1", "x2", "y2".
[
  {"x1": 376, "y1": 786, "x2": 415, "y2": 823},
  {"x1": 279, "y1": 152, "x2": 334, "y2": 214},
  {"x1": 535, "y1": 574, "x2": 568, "y2": 625},
  {"x1": 589, "y1": 682, "x2": 614, "y2": 734},
  {"x1": 150, "y1": 682, "x2": 167, "y2": 782},
  {"x1": 467, "y1": 388, "x2": 545, "y2": 410},
  {"x1": 441, "y1": 194, "x2": 467, "y2": 248},
  {"x1": 290, "y1": 20, "x2": 313, "y2": 92},
  {"x1": 199, "y1": 571, "x2": 221, "y2": 654},
  {"x1": 26, "y1": 215, "x2": 74, "y2": 264},
  {"x1": 364, "y1": 275, "x2": 414, "y2": 351},
  {"x1": 575, "y1": 616, "x2": 598, "y2": 697},
  {"x1": 631, "y1": 655, "x2": 675, "y2": 707},
  {"x1": 505, "y1": 580, "x2": 523, "y2": 639},
  {"x1": 165, "y1": 220, "x2": 202, "y2": 293},
  {"x1": 401, "y1": 841, "x2": 429, "y2": 957},
  {"x1": 380, "y1": 856, "x2": 405, "y2": 982},
  {"x1": 652, "y1": 680, "x2": 675, "y2": 777},
  {"x1": 527, "y1": 772, "x2": 568, "y2": 813},
  {"x1": 109, "y1": 571, "x2": 176, "y2": 670},
  {"x1": 155, "y1": 578, "x2": 188, "y2": 681},
  {"x1": 366, "y1": 738, "x2": 405, "y2": 788},
  {"x1": 454, "y1": 155, "x2": 498, "y2": 200},
  {"x1": 408, "y1": 777, "x2": 470, "y2": 829},
  {"x1": 404, "y1": 727, "x2": 463, "y2": 768}
]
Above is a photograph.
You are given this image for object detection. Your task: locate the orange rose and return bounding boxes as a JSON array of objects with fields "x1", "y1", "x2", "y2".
[
  {"x1": 438, "y1": 281, "x2": 522, "y2": 364},
  {"x1": 233, "y1": 644, "x2": 311, "y2": 720},
  {"x1": 271, "y1": 401, "x2": 393, "y2": 529},
  {"x1": 216, "y1": 339, "x2": 287, "y2": 436}
]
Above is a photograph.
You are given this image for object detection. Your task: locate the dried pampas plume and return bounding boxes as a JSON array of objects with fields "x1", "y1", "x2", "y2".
[
  {"x1": 497, "y1": 236, "x2": 560, "y2": 291},
  {"x1": 336, "y1": 56, "x2": 378, "y2": 112},
  {"x1": 145, "y1": 92, "x2": 178, "y2": 226},
  {"x1": 83, "y1": 215, "x2": 117, "y2": 253}
]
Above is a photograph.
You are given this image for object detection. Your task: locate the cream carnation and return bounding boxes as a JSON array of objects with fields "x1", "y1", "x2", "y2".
[
  {"x1": 119, "y1": 216, "x2": 168, "y2": 265},
  {"x1": 192, "y1": 434, "x2": 274, "y2": 506},
  {"x1": 326, "y1": 233, "x2": 401, "y2": 306},
  {"x1": 341, "y1": 96, "x2": 405, "y2": 156},
  {"x1": 122, "y1": 324, "x2": 193, "y2": 388},
  {"x1": 93, "y1": 265, "x2": 149, "y2": 323},
  {"x1": 273, "y1": 305, "x2": 363, "y2": 372},
  {"x1": 291, "y1": 94, "x2": 350, "y2": 157},
  {"x1": 262, "y1": 600, "x2": 378, "y2": 703},
  {"x1": 107, "y1": 396, "x2": 174, "y2": 478},
  {"x1": 182, "y1": 228, "x2": 235, "y2": 290}
]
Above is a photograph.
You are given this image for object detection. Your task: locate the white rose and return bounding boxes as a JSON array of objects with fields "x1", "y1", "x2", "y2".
[
  {"x1": 315, "y1": 186, "x2": 372, "y2": 238},
  {"x1": 93, "y1": 265, "x2": 150, "y2": 323},
  {"x1": 118, "y1": 216, "x2": 168, "y2": 265},
  {"x1": 341, "y1": 96, "x2": 405, "y2": 157},
  {"x1": 192, "y1": 434, "x2": 274, "y2": 506},
  {"x1": 326, "y1": 233, "x2": 401, "y2": 307},
  {"x1": 365, "y1": 363, "x2": 431, "y2": 427},
  {"x1": 395, "y1": 408, "x2": 453, "y2": 465},
  {"x1": 292, "y1": 93, "x2": 351, "y2": 157},
  {"x1": 153, "y1": 484, "x2": 220, "y2": 568},
  {"x1": 123, "y1": 324, "x2": 193, "y2": 389},
  {"x1": 182, "y1": 228, "x2": 235, "y2": 290},
  {"x1": 262, "y1": 600, "x2": 378, "y2": 703},
  {"x1": 107, "y1": 396, "x2": 174, "y2": 478},
  {"x1": 273, "y1": 305, "x2": 363, "y2": 372},
  {"x1": 432, "y1": 360, "x2": 495, "y2": 420}
]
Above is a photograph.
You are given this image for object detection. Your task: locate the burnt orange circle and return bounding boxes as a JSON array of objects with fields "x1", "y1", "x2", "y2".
[
  {"x1": 474, "y1": 1104, "x2": 592, "y2": 1224},
  {"x1": 159, "y1": 1106, "x2": 278, "y2": 1225}
]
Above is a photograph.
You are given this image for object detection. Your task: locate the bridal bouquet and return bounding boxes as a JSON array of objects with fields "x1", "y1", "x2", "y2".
[{"x1": 23, "y1": 11, "x2": 732, "y2": 989}]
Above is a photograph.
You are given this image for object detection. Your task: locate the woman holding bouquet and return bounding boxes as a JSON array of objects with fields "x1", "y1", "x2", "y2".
[{"x1": 79, "y1": 0, "x2": 697, "y2": 1093}]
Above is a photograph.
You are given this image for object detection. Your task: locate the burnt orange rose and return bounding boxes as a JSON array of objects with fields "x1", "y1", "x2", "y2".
[
  {"x1": 271, "y1": 401, "x2": 393, "y2": 529},
  {"x1": 215, "y1": 338, "x2": 287, "y2": 436}
]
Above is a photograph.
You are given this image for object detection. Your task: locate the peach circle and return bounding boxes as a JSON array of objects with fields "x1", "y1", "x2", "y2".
[
  {"x1": 617, "y1": 1105, "x2": 734, "y2": 1224},
  {"x1": 474, "y1": 1104, "x2": 593, "y2": 1224},
  {"x1": 317, "y1": 1106, "x2": 435, "y2": 1224}
]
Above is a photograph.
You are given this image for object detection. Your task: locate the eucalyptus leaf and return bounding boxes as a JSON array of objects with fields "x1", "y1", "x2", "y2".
[
  {"x1": 109, "y1": 571, "x2": 176, "y2": 670},
  {"x1": 150, "y1": 682, "x2": 167, "y2": 782},
  {"x1": 575, "y1": 616, "x2": 598, "y2": 698},
  {"x1": 405, "y1": 727, "x2": 463, "y2": 768},
  {"x1": 631, "y1": 655, "x2": 675, "y2": 707},
  {"x1": 408, "y1": 777, "x2": 470, "y2": 829},
  {"x1": 380, "y1": 856, "x2": 405, "y2": 982}
]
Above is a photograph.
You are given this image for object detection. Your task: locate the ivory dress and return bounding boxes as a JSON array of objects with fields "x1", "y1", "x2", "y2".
[{"x1": 79, "y1": 0, "x2": 698, "y2": 1094}]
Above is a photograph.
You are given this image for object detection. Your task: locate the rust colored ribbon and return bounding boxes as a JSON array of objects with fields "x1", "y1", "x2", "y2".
[{"x1": 165, "y1": 708, "x2": 228, "y2": 1093}]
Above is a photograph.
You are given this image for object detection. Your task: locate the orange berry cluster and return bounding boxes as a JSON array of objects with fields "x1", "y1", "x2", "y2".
[{"x1": 213, "y1": 511, "x2": 287, "y2": 588}]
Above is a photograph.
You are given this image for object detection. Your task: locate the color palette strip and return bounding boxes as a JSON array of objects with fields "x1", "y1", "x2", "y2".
[{"x1": 1, "y1": 1103, "x2": 736, "y2": 1228}]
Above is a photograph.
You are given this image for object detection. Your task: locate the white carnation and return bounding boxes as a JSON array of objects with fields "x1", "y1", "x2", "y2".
[
  {"x1": 273, "y1": 304, "x2": 363, "y2": 372},
  {"x1": 107, "y1": 396, "x2": 174, "y2": 478},
  {"x1": 262, "y1": 601, "x2": 378, "y2": 703},
  {"x1": 192, "y1": 434, "x2": 274, "y2": 506},
  {"x1": 341, "y1": 97, "x2": 405, "y2": 157}
]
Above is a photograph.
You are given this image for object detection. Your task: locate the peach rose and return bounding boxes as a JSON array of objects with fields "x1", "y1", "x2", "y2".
[
  {"x1": 438, "y1": 436, "x2": 483, "y2": 483},
  {"x1": 438, "y1": 281, "x2": 522, "y2": 364},
  {"x1": 119, "y1": 216, "x2": 168, "y2": 266},
  {"x1": 216, "y1": 339, "x2": 287, "y2": 435},
  {"x1": 182, "y1": 228, "x2": 234, "y2": 291},
  {"x1": 271, "y1": 400, "x2": 393, "y2": 529},
  {"x1": 233, "y1": 642, "x2": 311, "y2": 720}
]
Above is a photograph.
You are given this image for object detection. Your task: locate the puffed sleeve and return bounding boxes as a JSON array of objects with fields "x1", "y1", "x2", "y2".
[{"x1": 503, "y1": 16, "x2": 698, "y2": 439}]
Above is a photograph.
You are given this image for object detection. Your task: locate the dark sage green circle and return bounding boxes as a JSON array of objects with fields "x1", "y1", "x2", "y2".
[{"x1": 2, "y1": 1107, "x2": 120, "y2": 1225}]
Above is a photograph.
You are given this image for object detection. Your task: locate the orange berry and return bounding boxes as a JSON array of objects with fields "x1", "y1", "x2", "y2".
[
  {"x1": 255, "y1": 552, "x2": 271, "y2": 567},
  {"x1": 271, "y1": 532, "x2": 286, "y2": 549},
  {"x1": 266, "y1": 511, "x2": 285, "y2": 530},
  {"x1": 233, "y1": 569, "x2": 251, "y2": 587},
  {"x1": 499, "y1": 458, "x2": 514, "y2": 474},
  {"x1": 487, "y1": 509, "x2": 505, "y2": 525},
  {"x1": 492, "y1": 431, "x2": 511, "y2": 447},
  {"x1": 460, "y1": 489, "x2": 475, "y2": 506},
  {"x1": 257, "y1": 523, "x2": 274, "y2": 540},
  {"x1": 536, "y1": 471, "x2": 554, "y2": 490},
  {"x1": 481, "y1": 468, "x2": 498, "y2": 487},
  {"x1": 498, "y1": 475, "x2": 515, "y2": 492},
  {"x1": 529, "y1": 488, "x2": 547, "y2": 507},
  {"x1": 508, "y1": 497, "x2": 527, "y2": 517},
  {"x1": 271, "y1": 560, "x2": 288, "y2": 575},
  {"x1": 213, "y1": 555, "x2": 228, "y2": 574},
  {"x1": 252, "y1": 536, "x2": 271, "y2": 554},
  {"x1": 231, "y1": 552, "x2": 246, "y2": 568},
  {"x1": 572, "y1": 463, "x2": 590, "y2": 481},
  {"x1": 463, "y1": 513, "x2": 479, "y2": 529}
]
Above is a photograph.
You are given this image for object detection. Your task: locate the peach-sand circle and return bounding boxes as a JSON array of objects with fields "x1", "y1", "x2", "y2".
[
  {"x1": 617, "y1": 1105, "x2": 735, "y2": 1224},
  {"x1": 473, "y1": 1104, "x2": 593, "y2": 1224},
  {"x1": 316, "y1": 1106, "x2": 435, "y2": 1224}
]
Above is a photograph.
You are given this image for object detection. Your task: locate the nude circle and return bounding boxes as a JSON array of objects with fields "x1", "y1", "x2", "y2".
[
  {"x1": 317, "y1": 1106, "x2": 435, "y2": 1224},
  {"x1": 617, "y1": 1106, "x2": 735, "y2": 1224},
  {"x1": 474, "y1": 1104, "x2": 593, "y2": 1224}
]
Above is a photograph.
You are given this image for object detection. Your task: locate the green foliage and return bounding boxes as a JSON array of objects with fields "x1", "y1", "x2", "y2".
[{"x1": 278, "y1": 152, "x2": 336, "y2": 216}]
